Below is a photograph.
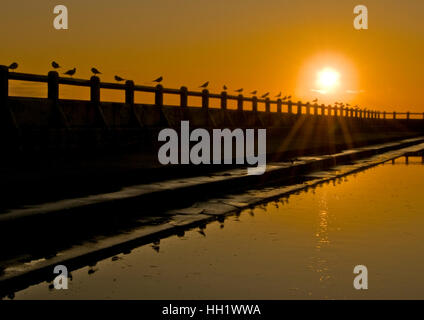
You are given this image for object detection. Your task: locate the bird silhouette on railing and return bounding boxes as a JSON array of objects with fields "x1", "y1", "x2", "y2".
[
  {"x1": 91, "y1": 68, "x2": 102, "y2": 75},
  {"x1": 114, "y1": 75, "x2": 125, "y2": 82},
  {"x1": 223, "y1": 85, "x2": 227, "y2": 91},
  {"x1": 275, "y1": 92, "x2": 282, "y2": 98},
  {"x1": 63, "y1": 68, "x2": 76, "y2": 77},
  {"x1": 8, "y1": 62, "x2": 18, "y2": 70},
  {"x1": 51, "y1": 61, "x2": 60, "y2": 69},
  {"x1": 199, "y1": 81, "x2": 209, "y2": 89},
  {"x1": 261, "y1": 92, "x2": 269, "y2": 98},
  {"x1": 250, "y1": 90, "x2": 257, "y2": 95},
  {"x1": 312, "y1": 98, "x2": 318, "y2": 103},
  {"x1": 287, "y1": 95, "x2": 292, "y2": 100},
  {"x1": 282, "y1": 96, "x2": 287, "y2": 100},
  {"x1": 235, "y1": 88, "x2": 243, "y2": 93},
  {"x1": 153, "y1": 76, "x2": 163, "y2": 83}
]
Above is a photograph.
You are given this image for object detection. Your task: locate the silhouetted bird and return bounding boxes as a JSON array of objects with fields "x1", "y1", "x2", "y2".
[
  {"x1": 52, "y1": 61, "x2": 60, "y2": 69},
  {"x1": 346, "y1": 103, "x2": 351, "y2": 107},
  {"x1": 261, "y1": 92, "x2": 269, "y2": 98},
  {"x1": 235, "y1": 88, "x2": 243, "y2": 93},
  {"x1": 275, "y1": 92, "x2": 282, "y2": 98},
  {"x1": 63, "y1": 68, "x2": 76, "y2": 77},
  {"x1": 282, "y1": 96, "x2": 287, "y2": 100},
  {"x1": 199, "y1": 81, "x2": 209, "y2": 89},
  {"x1": 91, "y1": 67, "x2": 101, "y2": 75},
  {"x1": 223, "y1": 85, "x2": 227, "y2": 90},
  {"x1": 153, "y1": 76, "x2": 163, "y2": 83},
  {"x1": 8, "y1": 62, "x2": 18, "y2": 70},
  {"x1": 250, "y1": 90, "x2": 257, "y2": 95},
  {"x1": 287, "y1": 95, "x2": 292, "y2": 99},
  {"x1": 114, "y1": 75, "x2": 125, "y2": 82},
  {"x1": 312, "y1": 98, "x2": 318, "y2": 103}
]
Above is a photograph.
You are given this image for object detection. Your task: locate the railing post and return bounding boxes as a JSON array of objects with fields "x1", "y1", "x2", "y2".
[
  {"x1": 313, "y1": 103, "x2": 318, "y2": 116},
  {"x1": 320, "y1": 104, "x2": 325, "y2": 116},
  {"x1": 237, "y1": 94, "x2": 244, "y2": 111},
  {"x1": 155, "y1": 84, "x2": 163, "y2": 106},
  {"x1": 48, "y1": 71, "x2": 59, "y2": 100},
  {"x1": 0, "y1": 65, "x2": 9, "y2": 111},
  {"x1": 306, "y1": 102, "x2": 310, "y2": 115},
  {"x1": 393, "y1": 111, "x2": 396, "y2": 120},
  {"x1": 126, "y1": 80, "x2": 141, "y2": 128},
  {"x1": 252, "y1": 96, "x2": 258, "y2": 112},
  {"x1": 48, "y1": 71, "x2": 68, "y2": 127},
  {"x1": 335, "y1": 106, "x2": 339, "y2": 117},
  {"x1": 180, "y1": 86, "x2": 188, "y2": 107},
  {"x1": 297, "y1": 101, "x2": 302, "y2": 115},
  {"x1": 407, "y1": 111, "x2": 410, "y2": 120},
  {"x1": 202, "y1": 89, "x2": 209, "y2": 109},
  {"x1": 287, "y1": 100, "x2": 293, "y2": 114},
  {"x1": 220, "y1": 91, "x2": 227, "y2": 110},
  {"x1": 276, "y1": 99, "x2": 282, "y2": 113},
  {"x1": 125, "y1": 80, "x2": 134, "y2": 105},
  {"x1": 90, "y1": 76, "x2": 108, "y2": 128},
  {"x1": 355, "y1": 108, "x2": 358, "y2": 118},
  {"x1": 383, "y1": 111, "x2": 386, "y2": 119},
  {"x1": 265, "y1": 98, "x2": 271, "y2": 113},
  {"x1": 90, "y1": 76, "x2": 100, "y2": 104}
]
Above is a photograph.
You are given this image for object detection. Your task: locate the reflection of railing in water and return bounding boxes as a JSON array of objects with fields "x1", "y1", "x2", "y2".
[
  {"x1": 391, "y1": 154, "x2": 424, "y2": 165},
  {"x1": 1, "y1": 66, "x2": 423, "y2": 121}
]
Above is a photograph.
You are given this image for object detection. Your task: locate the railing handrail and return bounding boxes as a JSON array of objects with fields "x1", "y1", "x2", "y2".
[{"x1": 2, "y1": 68, "x2": 423, "y2": 120}]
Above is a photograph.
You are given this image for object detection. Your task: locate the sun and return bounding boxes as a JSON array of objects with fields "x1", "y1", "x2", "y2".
[{"x1": 316, "y1": 67, "x2": 340, "y2": 92}]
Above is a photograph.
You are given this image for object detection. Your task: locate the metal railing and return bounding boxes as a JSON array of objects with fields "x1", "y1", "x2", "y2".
[{"x1": 1, "y1": 66, "x2": 423, "y2": 121}]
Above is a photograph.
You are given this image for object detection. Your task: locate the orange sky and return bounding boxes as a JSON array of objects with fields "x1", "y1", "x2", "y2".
[{"x1": 1, "y1": 0, "x2": 423, "y2": 112}]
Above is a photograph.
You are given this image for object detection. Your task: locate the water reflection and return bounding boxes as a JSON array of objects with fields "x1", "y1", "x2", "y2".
[{"x1": 9, "y1": 156, "x2": 424, "y2": 300}]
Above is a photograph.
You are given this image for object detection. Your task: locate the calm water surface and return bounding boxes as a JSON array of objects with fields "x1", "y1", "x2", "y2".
[{"x1": 12, "y1": 156, "x2": 424, "y2": 299}]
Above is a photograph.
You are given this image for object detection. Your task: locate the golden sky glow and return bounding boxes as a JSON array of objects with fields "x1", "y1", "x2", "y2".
[{"x1": 1, "y1": 0, "x2": 424, "y2": 112}]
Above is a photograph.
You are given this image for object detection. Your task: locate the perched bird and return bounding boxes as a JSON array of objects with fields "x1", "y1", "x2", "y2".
[
  {"x1": 51, "y1": 61, "x2": 60, "y2": 69},
  {"x1": 346, "y1": 103, "x2": 351, "y2": 107},
  {"x1": 63, "y1": 68, "x2": 76, "y2": 77},
  {"x1": 282, "y1": 96, "x2": 287, "y2": 100},
  {"x1": 235, "y1": 88, "x2": 243, "y2": 93},
  {"x1": 153, "y1": 76, "x2": 163, "y2": 83},
  {"x1": 223, "y1": 85, "x2": 228, "y2": 90},
  {"x1": 287, "y1": 95, "x2": 292, "y2": 100},
  {"x1": 8, "y1": 62, "x2": 18, "y2": 70},
  {"x1": 250, "y1": 90, "x2": 257, "y2": 95},
  {"x1": 199, "y1": 81, "x2": 209, "y2": 89},
  {"x1": 261, "y1": 92, "x2": 269, "y2": 98},
  {"x1": 312, "y1": 98, "x2": 318, "y2": 103},
  {"x1": 114, "y1": 75, "x2": 125, "y2": 82},
  {"x1": 91, "y1": 67, "x2": 101, "y2": 75},
  {"x1": 275, "y1": 92, "x2": 282, "y2": 98}
]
